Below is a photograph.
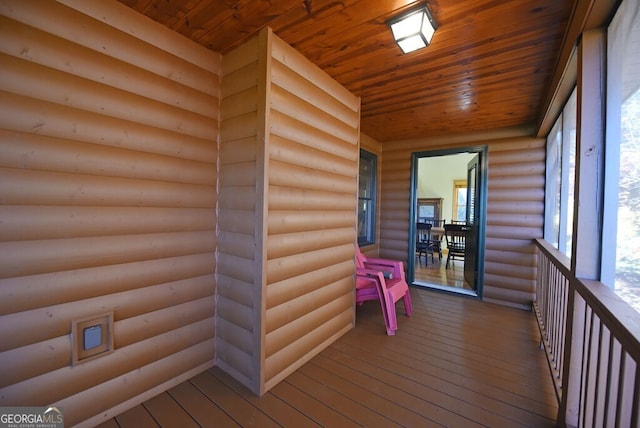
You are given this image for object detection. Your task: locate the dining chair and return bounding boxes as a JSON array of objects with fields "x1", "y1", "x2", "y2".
[
  {"x1": 416, "y1": 222, "x2": 434, "y2": 265},
  {"x1": 444, "y1": 223, "x2": 469, "y2": 268},
  {"x1": 427, "y1": 219, "x2": 445, "y2": 262},
  {"x1": 355, "y1": 246, "x2": 412, "y2": 335}
]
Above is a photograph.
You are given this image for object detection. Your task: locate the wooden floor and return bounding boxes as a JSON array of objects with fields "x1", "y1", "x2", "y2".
[
  {"x1": 98, "y1": 288, "x2": 558, "y2": 427},
  {"x1": 414, "y1": 251, "x2": 472, "y2": 290}
]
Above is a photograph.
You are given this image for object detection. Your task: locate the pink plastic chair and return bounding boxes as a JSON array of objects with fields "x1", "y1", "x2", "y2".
[{"x1": 355, "y1": 246, "x2": 413, "y2": 335}]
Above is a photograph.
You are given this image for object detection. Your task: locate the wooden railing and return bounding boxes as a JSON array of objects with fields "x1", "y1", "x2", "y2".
[
  {"x1": 534, "y1": 239, "x2": 571, "y2": 402},
  {"x1": 534, "y1": 239, "x2": 640, "y2": 428}
]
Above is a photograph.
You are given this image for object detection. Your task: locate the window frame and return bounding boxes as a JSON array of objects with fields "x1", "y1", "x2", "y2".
[
  {"x1": 357, "y1": 149, "x2": 377, "y2": 246},
  {"x1": 452, "y1": 179, "x2": 467, "y2": 222},
  {"x1": 544, "y1": 87, "x2": 577, "y2": 258}
]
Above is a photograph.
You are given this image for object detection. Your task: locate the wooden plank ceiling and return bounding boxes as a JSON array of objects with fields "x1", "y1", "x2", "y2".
[{"x1": 116, "y1": 0, "x2": 575, "y2": 142}]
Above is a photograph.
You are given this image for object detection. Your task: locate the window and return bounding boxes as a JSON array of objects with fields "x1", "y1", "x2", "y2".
[
  {"x1": 452, "y1": 180, "x2": 467, "y2": 222},
  {"x1": 603, "y1": 0, "x2": 640, "y2": 312},
  {"x1": 358, "y1": 149, "x2": 377, "y2": 246},
  {"x1": 417, "y1": 198, "x2": 442, "y2": 223},
  {"x1": 545, "y1": 88, "x2": 577, "y2": 258}
]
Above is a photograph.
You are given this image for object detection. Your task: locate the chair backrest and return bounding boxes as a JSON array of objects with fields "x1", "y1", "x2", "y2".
[
  {"x1": 416, "y1": 222, "x2": 432, "y2": 230},
  {"x1": 444, "y1": 223, "x2": 469, "y2": 253},
  {"x1": 355, "y1": 245, "x2": 366, "y2": 269},
  {"x1": 428, "y1": 219, "x2": 446, "y2": 228},
  {"x1": 416, "y1": 222, "x2": 432, "y2": 242}
]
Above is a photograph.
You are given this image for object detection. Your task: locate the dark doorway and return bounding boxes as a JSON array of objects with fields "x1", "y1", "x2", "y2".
[{"x1": 408, "y1": 146, "x2": 488, "y2": 297}]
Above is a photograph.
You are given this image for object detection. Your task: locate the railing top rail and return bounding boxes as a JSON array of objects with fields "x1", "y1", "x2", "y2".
[{"x1": 534, "y1": 238, "x2": 571, "y2": 277}]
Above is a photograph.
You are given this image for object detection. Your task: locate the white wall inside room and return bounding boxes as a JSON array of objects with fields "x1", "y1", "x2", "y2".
[{"x1": 418, "y1": 153, "x2": 476, "y2": 222}]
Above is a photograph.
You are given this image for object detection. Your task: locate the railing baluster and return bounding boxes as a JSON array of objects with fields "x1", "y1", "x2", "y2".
[
  {"x1": 615, "y1": 352, "x2": 627, "y2": 427},
  {"x1": 581, "y1": 307, "x2": 593, "y2": 428},
  {"x1": 559, "y1": 277, "x2": 568, "y2": 382},
  {"x1": 592, "y1": 318, "x2": 605, "y2": 427},
  {"x1": 631, "y1": 361, "x2": 639, "y2": 428},
  {"x1": 602, "y1": 331, "x2": 615, "y2": 427},
  {"x1": 552, "y1": 265, "x2": 559, "y2": 367}
]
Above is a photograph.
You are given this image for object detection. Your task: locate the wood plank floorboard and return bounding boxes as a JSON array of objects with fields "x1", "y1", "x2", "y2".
[
  {"x1": 98, "y1": 287, "x2": 558, "y2": 427},
  {"x1": 142, "y1": 391, "x2": 199, "y2": 428},
  {"x1": 190, "y1": 371, "x2": 281, "y2": 427},
  {"x1": 269, "y1": 377, "x2": 361, "y2": 427},
  {"x1": 168, "y1": 380, "x2": 240, "y2": 427},
  {"x1": 211, "y1": 369, "x2": 313, "y2": 427},
  {"x1": 414, "y1": 254, "x2": 472, "y2": 290},
  {"x1": 113, "y1": 403, "x2": 158, "y2": 428}
]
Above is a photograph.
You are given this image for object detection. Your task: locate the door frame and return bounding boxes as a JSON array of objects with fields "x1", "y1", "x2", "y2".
[{"x1": 408, "y1": 145, "x2": 488, "y2": 298}]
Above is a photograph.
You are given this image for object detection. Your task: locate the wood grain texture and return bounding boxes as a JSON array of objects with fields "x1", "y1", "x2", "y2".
[
  {"x1": 216, "y1": 29, "x2": 262, "y2": 394},
  {"x1": 261, "y1": 30, "x2": 359, "y2": 392},
  {"x1": 0, "y1": 131, "x2": 216, "y2": 185},
  {"x1": 0, "y1": 254, "x2": 214, "y2": 315},
  {"x1": 0, "y1": 92, "x2": 217, "y2": 163},
  {"x1": 0, "y1": 15, "x2": 219, "y2": 115},
  {"x1": 0, "y1": 2, "x2": 220, "y2": 425},
  {"x1": 115, "y1": 0, "x2": 573, "y2": 142}
]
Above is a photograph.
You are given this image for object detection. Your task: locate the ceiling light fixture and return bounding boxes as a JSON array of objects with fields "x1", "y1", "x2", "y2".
[{"x1": 388, "y1": 5, "x2": 438, "y2": 54}]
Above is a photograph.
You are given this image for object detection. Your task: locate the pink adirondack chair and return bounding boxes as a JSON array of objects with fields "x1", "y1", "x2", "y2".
[{"x1": 355, "y1": 246, "x2": 413, "y2": 335}]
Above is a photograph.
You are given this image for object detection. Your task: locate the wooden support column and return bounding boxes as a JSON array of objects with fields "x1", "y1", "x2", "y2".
[
  {"x1": 560, "y1": 28, "x2": 606, "y2": 428},
  {"x1": 571, "y1": 29, "x2": 605, "y2": 280}
]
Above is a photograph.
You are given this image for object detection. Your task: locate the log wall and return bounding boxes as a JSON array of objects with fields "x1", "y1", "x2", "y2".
[
  {"x1": 218, "y1": 27, "x2": 360, "y2": 395},
  {"x1": 0, "y1": 1, "x2": 220, "y2": 426},
  {"x1": 216, "y1": 28, "x2": 262, "y2": 392},
  {"x1": 265, "y1": 31, "x2": 359, "y2": 392},
  {"x1": 380, "y1": 130, "x2": 545, "y2": 308}
]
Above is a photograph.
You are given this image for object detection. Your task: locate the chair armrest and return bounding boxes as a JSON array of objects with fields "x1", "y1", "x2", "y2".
[
  {"x1": 362, "y1": 258, "x2": 405, "y2": 281},
  {"x1": 355, "y1": 268, "x2": 388, "y2": 291}
]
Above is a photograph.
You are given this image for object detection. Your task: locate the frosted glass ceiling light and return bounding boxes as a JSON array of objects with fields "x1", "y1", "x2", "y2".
[{"x1": 388, "y1": 5, "x2": 437, "y2": 54}]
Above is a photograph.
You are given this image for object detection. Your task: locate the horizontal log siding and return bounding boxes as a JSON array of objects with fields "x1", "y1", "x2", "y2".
[
  {"x1": 485, "y1": 139, "x2": 545, "y2": 306},
  {"x1": 381, "y1": 133, "x2": 544, "y2": 307},
  {"x1": 263, "y1": 34, "x2": 359, "y2": 392},
  {"x1": 217, "y1": 33, "x2": 260, "y2": 392},
  {"x1": 0, "y1": 2, "x2": 220, "y2": 426}
]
